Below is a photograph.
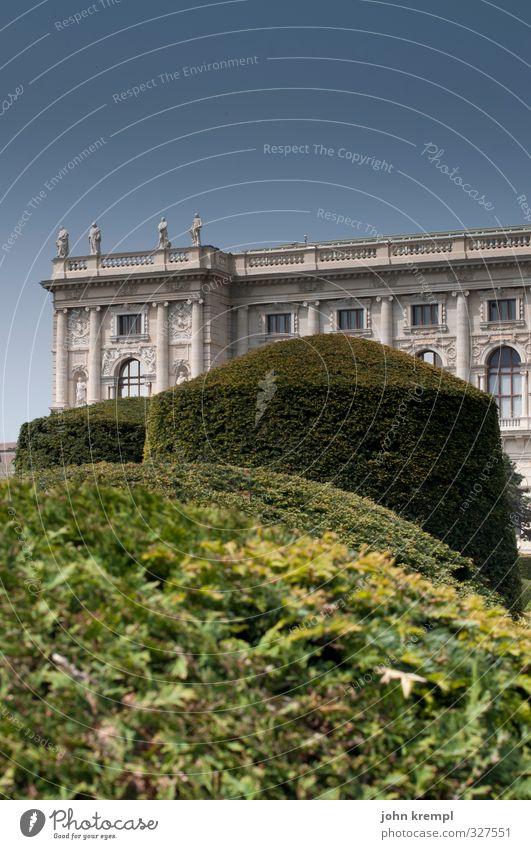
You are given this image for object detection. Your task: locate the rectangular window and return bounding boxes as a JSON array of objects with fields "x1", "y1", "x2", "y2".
[
  {"x1": 338, "y1": 308, "x2": 364, "y2": 331},
  {"x1": 117, "y1": 313, "x2": 142, "y2": 337},
  {"x1": 488, "y1": 299, "x2": 516, "y2": 322},
  {"x1": 411, "y1": 303, "x2": 439, "y2": 326},
  {"x1": 267, "y1": 313, "x2": 291, "y2": 334}
]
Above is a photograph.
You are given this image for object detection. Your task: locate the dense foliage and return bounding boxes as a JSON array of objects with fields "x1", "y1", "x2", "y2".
[
  {"x1": 503, "y1": 452, "x2": 531, "y2": 542},
  {"x1": 32, "y1": 460, "x2": 484, "y2": 596},
  {"x1": 1, "y1": 480, "x2": 528, "y2": 800},
  {"x1": 146, "y1": 335, "x2": 520, "y2": 608},
  {"x1": 15, "y1": 397, "x2": 149, "y2": 472}
]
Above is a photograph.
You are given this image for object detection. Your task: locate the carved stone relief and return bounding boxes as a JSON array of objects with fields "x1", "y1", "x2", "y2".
[
  {"x1": 66, "y1": 309, "x2": 89, "y2": 348},
  {"x1": 168, "y1": 301, "x2": 192, "y2": 342}
]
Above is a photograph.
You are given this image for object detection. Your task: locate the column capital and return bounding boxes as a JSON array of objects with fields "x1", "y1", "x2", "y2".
[{"x1": 452, "y1": 290, "x2": 469, "y2": 297}]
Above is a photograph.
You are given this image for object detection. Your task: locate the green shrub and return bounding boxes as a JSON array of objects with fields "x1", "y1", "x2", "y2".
[
  {"x1": 32, "y1": 460, "x2": 484, "y2": 596},
  {"x1": 15, "y1": 397, "x2": 149, "y2": 472},
  {"x1": 1, "y1": 480, "x2": 528, "y2": 800},
  {"x1": 146, "y1": 335, "x2": 520, "y2": 608}
]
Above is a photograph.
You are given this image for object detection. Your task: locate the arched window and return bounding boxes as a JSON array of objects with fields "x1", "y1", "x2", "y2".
[
  {"x1": 416, "y1": 350, "x2": 442, "y2": 368},
  {"x1": 488, "y1": 346, "x2": 522, "y2": 418},
  {"x1": 117, "y1": 358, "x2": 146, "y2": 398}
]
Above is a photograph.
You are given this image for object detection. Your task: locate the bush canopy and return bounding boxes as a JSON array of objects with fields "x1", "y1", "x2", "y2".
[
  {"x1": 1, "y1": 479, "x2": 528, "y2": 800},
  {"x1": 15, "y1": 397, "x2": 149, "y2": 472},
  {"x1": 145, "y1": 335, "x2": 520, "y2": 608}
]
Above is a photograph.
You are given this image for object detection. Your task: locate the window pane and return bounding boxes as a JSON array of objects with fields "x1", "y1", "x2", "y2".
[
  {"x1": 488, "y1": 299, "x2": 516, "y2": 322},
  {"x1": 488, "y1": 374, "x2": 499, "y2": 394},
  {"x1": 267, "y1": 313, "x2": 291, "y2": 334},
  {"x1": 514, "y1": 395, "x2": 522, "y2": 417},
  {"x1": 412, "y1": 304, "x2": 437, "y2": 326},
  {"x1": 500, "y1": 397, "x2": 511, "y2": 417},
  {"x1": 118, "y1": 314, "x2": 142, "y2": 336},
  {"x1": 338, "y1": 309, "x2": 364, "y2": 330},
  {"x1": 118, "y1": 358, "x2": 145, "y2": 398},
  {"x1": 500, "y1": 374, "x2": 512, "y2": 394},
  {"x1": 416, "y1": 350, "x2": 442, "y2": 367}
]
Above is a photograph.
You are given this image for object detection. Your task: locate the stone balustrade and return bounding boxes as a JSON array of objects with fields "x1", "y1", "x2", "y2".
[{"x1": 51, "y1": 227, "x2": 531, "y2": 281}]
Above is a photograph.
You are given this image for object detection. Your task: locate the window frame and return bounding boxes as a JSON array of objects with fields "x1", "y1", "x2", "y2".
[
  {"x1": 411, "y1": 303, "x2": 439, "y2": 327},
  {"x1": 487, "y1": 346, "x2": 522, "y2": 420},
  {"x1": 488, "y1": 298, "x2": 517, "y2": 323},
  {"x1": 117, "y1": 312, "x2": 143, "y2": 338},
  {"x1": 416, "y1": 349, "x2": 443, "y2": 368},
  {"x1": 266, "y1": 312, "x2": 292, "y2": 335},
  {"x1": 337, "y1": 307, "x2": 365, "y2": 331},
  {"x1": 117, "y1": 358, "x2": 147, "y2": 398}
]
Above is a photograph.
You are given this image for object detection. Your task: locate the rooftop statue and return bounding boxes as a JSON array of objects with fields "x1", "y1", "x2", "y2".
[
  {"x1": 158, "y1": 216, "x2": 171, "y2": 249},
  {"x1": 56, "y1": 225, "x2": 69, "y2": 258},
  {"x1": 88, "y1": 222, "x2": 101, "y2": 256},
  {"x1": 189, "y1": 212, "x2": 202, "y2": 246}
]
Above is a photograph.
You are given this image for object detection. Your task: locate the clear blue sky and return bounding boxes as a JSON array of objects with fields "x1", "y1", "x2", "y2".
[{"x1": 1, "y1": 0, "x2": 531, "y2": 439}]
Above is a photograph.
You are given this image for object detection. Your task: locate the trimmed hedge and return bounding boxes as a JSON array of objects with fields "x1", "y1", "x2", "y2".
[
  {"x1": 15, "y1": 397, "x2": 149, "y2": 472},
  {"x1": 146, "y1": 335, "x2": 520, "y2": 608},
  {"x1": 1, "y1": 479, "x2": 528, "y2": 800},
  {"x1": 31, "y1": 460, "x2": 483, "y2": 596}
]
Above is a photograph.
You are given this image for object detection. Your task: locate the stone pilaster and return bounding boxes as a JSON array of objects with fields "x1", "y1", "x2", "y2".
[
  {"x1": 55, "y1": 309, "x2": 68, "y2": 408},
  {"x1": 378, "y1": 296, "x2": 393, "y2": 347},
  {"x1": 236, "y1": 305, "x2": 249, "y2": 357},
  {"x1": 455, "y1": 291, "x2": 470, "y2": 381},
  {"x1": 155, "y1": 301, "x2": 169, "y2": 393},
  {"x1": 306, "y1": 301, "x2": 320, "y2": 335},
  {"x1": 521, "y1": 368, "x2": 529, "y2": 419},
  {"x1": 191, "y1": 298, "x2": 204, "y2": 378},
  {"x1": 87, "y1": 307, "x2": 101, "y2": 405}
]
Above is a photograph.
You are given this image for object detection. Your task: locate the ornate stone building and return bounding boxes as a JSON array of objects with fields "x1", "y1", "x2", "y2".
[{"x1": 41, "y1": 224, "x2": 531, "y2": 488}]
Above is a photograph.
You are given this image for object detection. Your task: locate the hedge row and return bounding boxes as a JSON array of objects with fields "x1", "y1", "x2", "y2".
[
  {"x1": 1, "y1": 479, "x2": 528, "y2": 799},
  {"x1": 15, "y1": 397, "x2": 149, "y2": 472},
  {"x1": 31, "y1": 460, "x2": 488, "y2": 599},
  {"x1": 145, "y1": 335, "x2": 520, "y2": 608}
]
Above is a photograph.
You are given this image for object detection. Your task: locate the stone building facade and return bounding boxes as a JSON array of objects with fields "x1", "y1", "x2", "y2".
[{"x1": 41, "y1": 225, "x2": 531, "y2": 488}]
